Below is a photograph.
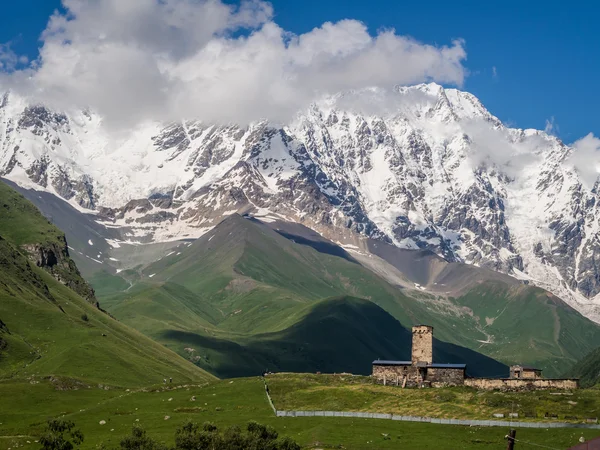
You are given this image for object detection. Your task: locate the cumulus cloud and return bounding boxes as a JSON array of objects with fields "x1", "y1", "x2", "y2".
[
  {"x1": 570, "y1": 133, "x2": 600, "y2": 189},
  {"x1": 0, "y1": 0, "x2": 467, "y2": 127}
]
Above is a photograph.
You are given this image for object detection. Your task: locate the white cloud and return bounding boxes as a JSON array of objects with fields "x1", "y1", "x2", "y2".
[
  {"x1": 544, "y1": 116, "x2": 558, "y2": 136},
  {"x1": 0, "y1": 0, "x2": 467, "y2": 128},
  {"x1": 492, "y1": 66, "x2": 497, "y2": 78},
  {"x1": 0, "y1": 43, "x2": 28, "y2": 72},
  {"x1": 570, "y1": 133, "x2": 600, "y2": 189}
]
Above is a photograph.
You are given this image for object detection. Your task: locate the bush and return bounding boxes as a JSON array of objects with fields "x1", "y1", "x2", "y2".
[
  {"x1": 81, "y1": 314, "x2": 89, "y2": 322},
  {"x1": 120, "y1": 424, "x2": 167, "y2": 450},
  {"x1": 174, "y1": 420, "x2": 300, "y2": 450},
  {"x1": 39, "y1": 419, "x2": 84, "y2": 450}
]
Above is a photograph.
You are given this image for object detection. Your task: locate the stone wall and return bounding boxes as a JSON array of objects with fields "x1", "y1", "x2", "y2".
[
  {"x1": 522, "y1": 369, "x2": 542, "y2": 379},
  {"x1": 412, "y1": 325, "x2": 433, "y2": 364},
  {"x1": 373, "y1": 365, "x2": 419, "y2": 386},
  {"x1": 465, "y1": 378, "x2": 579, "y2": 391},
  {"x1": 372, "y1": 365, "x2": 465, "y2": 387},
  {"x1": 427, "y1": 368, "x2": 465, "y2": 387},
  {"x1": 510, "y1": 365, "x2": 543, "y2": 379}
]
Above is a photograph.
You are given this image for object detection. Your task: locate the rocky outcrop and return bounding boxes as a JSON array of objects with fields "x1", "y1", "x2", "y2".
[
  {"x1": 22, "y1": 237, "x2": 98, "y2": 307},
  {"x1": 0, "y1": 236, "x2": 55, "y2": 303}
]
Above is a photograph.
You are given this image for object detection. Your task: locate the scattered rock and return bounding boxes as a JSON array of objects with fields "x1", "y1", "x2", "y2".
[
  {"x1": 99, "y1": 420, "x2": 106, "y2": 425},
  {"x1": 190, "y1": 396, "x2": 196, "y2": 401},
  {"x1": 168, "y1": 397, "x2": 173, "y2": 402},
  {"x1": 164, "y1": 416, "x2": 170, "y2": 421}
]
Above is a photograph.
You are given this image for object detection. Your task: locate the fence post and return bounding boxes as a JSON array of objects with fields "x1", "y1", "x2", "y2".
[{"x1": 506, "y1": 429, "x2": 516, "y2": 450}]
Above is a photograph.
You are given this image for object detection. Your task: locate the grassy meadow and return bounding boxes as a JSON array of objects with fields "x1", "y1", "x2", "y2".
[
  {"x1": 2, "y1": 376, "x2": 600, "y2": 450},
  {"x1": 268, "y1": 373, "x2": 600, "y2": 423}
]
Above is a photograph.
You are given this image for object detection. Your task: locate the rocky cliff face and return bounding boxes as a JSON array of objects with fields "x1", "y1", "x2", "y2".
[
  {"x1": 0, "y1": 236, "x2": 55, "y2": 303},
  {"x1": 1, "y1": 83, "x2": 599, "y2": 318},
  {"x1": 21, "y1": 238, "x2": 97, "y2": 306}
]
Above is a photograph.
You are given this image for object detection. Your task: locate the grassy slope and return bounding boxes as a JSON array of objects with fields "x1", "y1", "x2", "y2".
[
  {"x1": 0, "y1": 180, "x2": 96, "y2": 301},
  {"x1": 160, "y1": 296, "x2": 507, "y2": 378},
  {"x1": 566, "y1": 347, "x2": 600, "y2": 388},
  {"x1": 0, "y1": 182, "x2": 213, "y2": 386},
  {"x1": 98, "y1": 214, "x2": 600, "y2": 378},
  {"x1": 454, "y1": 283, "x2": 600, "y2": 372},
  {"x1": 0, "y1": 181, "x2": 65, "y2": 248},
  {"x1": 267, "y1": 373, "x2": 600, "y2": 422},
  {"x1": 0, "y1": 377, "x2": 597, "y2": 450}
]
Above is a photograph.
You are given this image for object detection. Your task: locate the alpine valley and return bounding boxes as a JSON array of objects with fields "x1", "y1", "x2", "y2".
[{"x1": 2, "y1": 83, "x2": 600, "y2": 379}]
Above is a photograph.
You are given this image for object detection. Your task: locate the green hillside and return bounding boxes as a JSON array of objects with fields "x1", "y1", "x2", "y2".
[
  {"x1": 565, "y1": 347, "x2": 600, "y2": 387},
  {"x1": 158, "y1": 296, "x2": 507, "y2": 378},
  {"x1": 0, "y1": 181, "x2": 213, "y2": 386},
  {"x1": 455, "y1": 282, "x2": 600, "y2": 374},
  {"x1": 96, "y1": 214, "x2": 600, "y2": 378}
]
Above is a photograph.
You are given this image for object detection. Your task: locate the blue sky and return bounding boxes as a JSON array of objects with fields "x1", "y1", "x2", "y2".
[{"x1": 1, "y1": 0, "x2": 598, "y2": 142}]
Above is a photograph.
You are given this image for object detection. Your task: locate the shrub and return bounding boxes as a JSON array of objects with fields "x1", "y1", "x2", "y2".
[
  {"x1": 120, "y1": 424, "x2": 166, "y2": 450},
  {"x1": 81, "y1": 314, "x2": 89, "y2": 322},
  {"x1": 39, "y1": 419, "x2": 84, "y2": 450},
  {"x1": 173, "y1": 420, "x2": 300, "y2": 450}
]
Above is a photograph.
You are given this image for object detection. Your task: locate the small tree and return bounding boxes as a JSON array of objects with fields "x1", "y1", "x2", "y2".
[
  {"x1": 120, "y1": 425, "x2": 166, "y2": 450},
  {"x1": 39, "y1": 419, "x2": 84, "y2": 450},
  {"x1": 173, "y1": 421, "x2": 300, "y2": 450},
  {"x1": 175, "y1": 421, "x2": 217, "y2": 450}
]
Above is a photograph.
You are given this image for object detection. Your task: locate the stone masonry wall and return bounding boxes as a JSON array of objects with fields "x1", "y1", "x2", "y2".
[
  {"x1": 465, "y1": 378, "x2": 579, "y2": 391},
  {"x1": 412, "y1": 325, "x2": 433, "y2": 364},
  {"x1": 522, "y1": 369, "x2": 542, "y2": 379},
  {"x1": 373, "y1": 365, "x2": 418, "y2": 386},
  {"x1": 427, "y1": 368, "x2": 465, "y2": 387},
  {"x1": 372, "y1": 365, "x2": 465, "y2": 387}
]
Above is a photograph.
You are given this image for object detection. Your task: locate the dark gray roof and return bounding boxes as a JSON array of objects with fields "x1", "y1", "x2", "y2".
[
  {"x1": 428, "y1": 363, "x2": 467, "y2": 369},
  {"x1": 372, "y1": 360, "x2": 412, "y2": 366}
]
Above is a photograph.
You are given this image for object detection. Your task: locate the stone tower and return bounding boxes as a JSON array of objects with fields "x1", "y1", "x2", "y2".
[{"x1": 412, "y1": 325, "x2": 433, "y2": 364}]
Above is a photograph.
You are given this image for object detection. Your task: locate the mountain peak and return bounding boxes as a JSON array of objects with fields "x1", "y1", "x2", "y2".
[{"x1": 1, "y1": 84, "x2": 600, "y2": 321}]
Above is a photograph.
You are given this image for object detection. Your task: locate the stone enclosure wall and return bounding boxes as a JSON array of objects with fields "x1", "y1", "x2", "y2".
[
  {"x1": 465, "y1": 378, "x2": 579, "y2": 391},
  {"x1": 373, "y1": 365, "x2": 418, "y2": 386},
  {"x1": 372, "y1": 365, "x2": 465, "y2": 387},
  {"x1": 427, "y1": 368, "x2": 465, "y2": 387}
]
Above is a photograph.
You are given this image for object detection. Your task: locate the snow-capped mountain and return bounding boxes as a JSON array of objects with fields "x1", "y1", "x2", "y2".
[{"x1": 1, "y1": 84, "x2": 599, "y2": 319}]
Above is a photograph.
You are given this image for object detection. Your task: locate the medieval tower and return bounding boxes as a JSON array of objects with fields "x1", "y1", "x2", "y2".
[{"x1": 411, "y1": 325, "x2": 433, "y2": 364}]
